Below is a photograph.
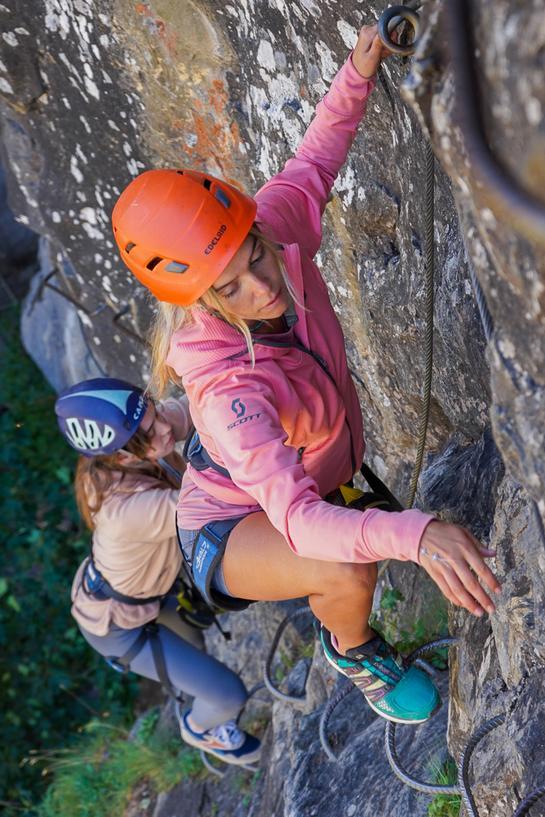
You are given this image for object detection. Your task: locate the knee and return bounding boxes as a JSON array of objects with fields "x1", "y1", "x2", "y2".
[{"x1": 328, "y1": 561, "x2": 378, "y2": 598}]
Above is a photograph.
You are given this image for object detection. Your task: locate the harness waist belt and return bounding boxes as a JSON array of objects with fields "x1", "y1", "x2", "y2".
[{"x1": 83, "y1": 558, "x2": 166, "y2": 606}]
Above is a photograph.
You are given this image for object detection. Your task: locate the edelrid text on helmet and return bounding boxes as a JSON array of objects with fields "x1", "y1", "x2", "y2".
[
  {"x1": 205, "y1": 224, "x2": 227, "y2": 256},
  {"x1": 112, "y1": 169, "x2": 257, "y2": 306}
]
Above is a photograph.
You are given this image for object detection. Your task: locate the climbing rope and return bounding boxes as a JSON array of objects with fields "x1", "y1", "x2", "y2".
[
  {"x1": 374, "y1": 4, "x2": 435, "y2": 511},
  {"x1": 458, "y1": 713, "x2": 545, "y2": 817},
  {"x1": 406, "y1": 140, "x2": 435, "y2": 508},
  {"x1": 263, "y1": 606, "x2": 314, "y2": 704}
]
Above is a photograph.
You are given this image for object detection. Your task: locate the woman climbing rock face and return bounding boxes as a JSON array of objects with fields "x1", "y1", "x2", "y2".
[
  {"x1": 55, "y1": 378, "x2": 261, "y2": 765},
  {"x1": 112, "y1": 24, "x2": 501, "y2": 725}
]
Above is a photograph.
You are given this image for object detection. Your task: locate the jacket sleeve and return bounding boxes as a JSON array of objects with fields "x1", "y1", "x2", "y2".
[
  {"x1": 101, "y1": 487, "x2": 178, "y2": 543},
  {"x1": 200, "y1": 374, "x2": 433, "y2": 564},
  {"x1": 255, "y1": 55, "x2": 375, "y2": 257},
  {"x1": 159, "y1": 394, "x2": 193, "y2": 442}
]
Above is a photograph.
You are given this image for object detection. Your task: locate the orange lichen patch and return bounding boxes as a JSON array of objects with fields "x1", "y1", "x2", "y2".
[
  {"x1": 210, "y1": 80, "x2": 228, "y2": 115},
  {"x1": 133, "y1": 2, "x2": 178, "y2": 56},
  {"x1": 169, "y1": 76, "x2": 241, "y2": 174},
  {"x1": 230, "y1": 120, "x2": 240, "y2": 145}
]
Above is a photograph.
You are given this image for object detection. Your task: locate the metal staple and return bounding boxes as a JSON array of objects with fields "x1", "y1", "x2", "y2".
[{"x1": 263, "y1": 606, "x2": 314, "y2": 704}]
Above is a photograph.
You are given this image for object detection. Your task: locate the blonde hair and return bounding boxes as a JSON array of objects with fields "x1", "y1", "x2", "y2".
[{"x1": 149, "y1": 224, "x2": 301, "y2": 397}]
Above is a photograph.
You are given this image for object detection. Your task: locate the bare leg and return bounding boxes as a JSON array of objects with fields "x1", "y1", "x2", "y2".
[{"x1": 222, "y1": 512, "x2": 377, "y2": 653}]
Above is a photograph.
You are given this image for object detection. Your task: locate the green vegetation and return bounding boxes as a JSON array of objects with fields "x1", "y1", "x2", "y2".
[
  {"x1": 274, "y1": 638, "x2": 315, "y2": 684},
  {"x1": 370, "y1": 583, "x2": 449, "y2": 657},
  {"x1": 427, "y1": 758, "x2": 461, "y2": 817},
  {"x1": 0, "y1": 308, "x2": 137, "y2": 814},
  {"x1": 38, "y1": 710, "x2": 203, "y2": 817}
]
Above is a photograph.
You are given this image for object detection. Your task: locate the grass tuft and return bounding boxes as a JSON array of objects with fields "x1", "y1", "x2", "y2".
[{"x1": 38, "y1": 715, "x2": 203, "y2": 817}]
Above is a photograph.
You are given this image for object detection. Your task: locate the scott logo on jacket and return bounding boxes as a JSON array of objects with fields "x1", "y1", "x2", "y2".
[{"x1": 227, "y1": 397, "x2": 262, "y2": 431}]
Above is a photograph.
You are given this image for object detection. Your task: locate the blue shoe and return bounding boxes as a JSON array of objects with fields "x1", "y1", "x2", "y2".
[
  {"x1": 320, "y1": 626, "x2": 441, "y2": 724},
  {"x1": 179, "y1": 709, "x2": 261, "y2": 765}
]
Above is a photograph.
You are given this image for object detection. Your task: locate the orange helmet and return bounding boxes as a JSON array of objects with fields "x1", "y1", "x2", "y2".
[{"x1": 112, "y1": 169, "x2": 257, "y2": 305}]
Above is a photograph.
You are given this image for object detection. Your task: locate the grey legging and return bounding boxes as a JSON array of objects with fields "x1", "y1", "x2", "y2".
[{"x1": 80, "y1": 597, "x2": 247, "y2": 730}]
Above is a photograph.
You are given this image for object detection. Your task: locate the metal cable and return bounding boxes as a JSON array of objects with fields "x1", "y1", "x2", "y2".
[
  {"x1": 318, "y1": 679, "x2": 354, "y2": 762},
  {"x1": 383, "y1": 638, "x2": 458, "y2": 793},
  {"x1": 385, "y1": 721, "x2": 460, "y2": 795},
  {"x1": 319, "y1": 638, "x2": 455, "y2": 764},
  {"x1": 263, "y1": 606, "x2": 314, "y2": 704},
  {"x1": 406, "y1": 636, "x2": 457, "y2": 664},
  {"x1": 406, "y1": 140, "x2": 435, "y2": 508},
  {"x1": 197, "y1": 683, "x2": 267, "y2": 777},
  {"x1": 458, "y1": 713, "x2": 506, "y2": 817},
  {"x1": 513, "y1": 786, "x2": 545, "y2": 817},
  {"x1": 466, "y1": 256, "x2": 494, "y2": 343},
  {"x1": 199, "y1": 751, "x2": 226, "y2": 778}
]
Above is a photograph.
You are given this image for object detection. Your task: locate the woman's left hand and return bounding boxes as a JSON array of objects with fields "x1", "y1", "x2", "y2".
[
  {"x1": 351, "y1": 24, "x2": 395, "y2": 79},
  {"x1": 418, "y1": 520, "x2": 501, "y2": 617}
]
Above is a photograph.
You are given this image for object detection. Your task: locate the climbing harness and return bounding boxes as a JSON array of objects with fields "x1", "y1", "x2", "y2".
[
  {"x1": 175, "y1": 516, "x2": 253, "y2": 619},
  {"x1": 106, "y1": 621, "x2": 182, "y2": 703},
  {"x1": 83, "y1": 557, "x2": 165, "y2": 606}
]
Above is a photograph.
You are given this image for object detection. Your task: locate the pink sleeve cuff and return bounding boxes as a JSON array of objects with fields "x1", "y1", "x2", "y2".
[{"x1": 358, "y1": 508, "x2": 436, "y2": 563}]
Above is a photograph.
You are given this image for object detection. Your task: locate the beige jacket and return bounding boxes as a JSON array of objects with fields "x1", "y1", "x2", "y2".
[{"x1": 70, "y1": 397, "x2": 192, "y2": 636}]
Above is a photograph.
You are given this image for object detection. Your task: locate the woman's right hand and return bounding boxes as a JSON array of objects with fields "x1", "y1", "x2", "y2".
[
  {"x1": 351, "y1": 24, "x2": 395, "y2": 79},
  {"x1": 418, "y1": 520, "x2": 501, "y2": 617}
]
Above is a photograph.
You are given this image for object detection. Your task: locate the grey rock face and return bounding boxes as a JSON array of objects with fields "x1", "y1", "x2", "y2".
[
  {"x1": 21, "y1": 238, "x2": 105, "y2": 392},
  {"x1": 2, "y1": 1, "x2": 545, "y2": 815}
]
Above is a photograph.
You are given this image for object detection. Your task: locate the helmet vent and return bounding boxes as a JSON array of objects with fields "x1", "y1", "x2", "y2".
[
  {"x1": 165, "y1": 261, "x2": 189, "y2": 274},
  {"x1": 215, "y1": 188, "x2": 231, "y2": 209},
  {"x1": 125, "y1": 242, "x2": 136, "y2": 253},
  {"x1": 146, "y1": 256, "x2": 163, "y2": 271},
  {"x1": 203, "y1": 178, "x2": 212, "y2": 191}
]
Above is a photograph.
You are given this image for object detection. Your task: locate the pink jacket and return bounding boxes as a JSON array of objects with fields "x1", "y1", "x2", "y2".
[{"x1": 167, "y1": 56, "x2": 434, "y2": 564}]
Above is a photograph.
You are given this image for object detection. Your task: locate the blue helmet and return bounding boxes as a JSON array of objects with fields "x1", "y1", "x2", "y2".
[{"x1": 55, "y1": 378, "x2": 148, "y2": 456}]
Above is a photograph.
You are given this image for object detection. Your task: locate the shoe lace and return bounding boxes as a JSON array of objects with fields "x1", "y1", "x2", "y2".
[{"x1": 209, "y1": 719, "x2": 244, "y2": 750}]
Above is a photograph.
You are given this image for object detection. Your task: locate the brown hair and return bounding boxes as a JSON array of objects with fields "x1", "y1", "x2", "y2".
[
  {"x1": 74, "y1": 413, "x2": 184, "y2": 530},
  {"x1": 149, "y1": 224, "x2": 302, "y2": 397}
]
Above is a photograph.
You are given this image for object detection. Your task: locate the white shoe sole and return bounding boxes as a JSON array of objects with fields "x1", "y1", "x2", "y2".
[{"x1": 179, "y1": 725, "x2": 261, "y2": 766}]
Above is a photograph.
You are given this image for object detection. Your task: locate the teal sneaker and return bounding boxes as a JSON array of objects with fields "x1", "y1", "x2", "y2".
[{"x1": 320, "y1": 627, "x2": 440, "y2": 724}]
